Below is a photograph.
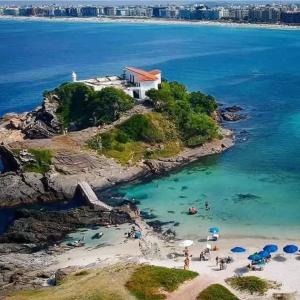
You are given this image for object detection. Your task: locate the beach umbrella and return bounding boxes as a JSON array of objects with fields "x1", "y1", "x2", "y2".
[
  {"x1": 179, "y1": 240, "x2": 194, "y2": 248},
  {"x1": 263, "y1": 244, "x2": 278, "y2": 253},
  {"x1": 231, "y1": 247, "x2": 246, "y2": 253},
  {"x1": 248, "y1": 253, "x2": 262, "y2": 261},
  {"x1": 209, "y1": 227, "x2": 219, "y2": 234},
  {"x1": 283, "y1": 245, "x2": 298, "y2": 254},
  {"x1": 258, "y1": 250, "x2": 270, "y2": 258}
]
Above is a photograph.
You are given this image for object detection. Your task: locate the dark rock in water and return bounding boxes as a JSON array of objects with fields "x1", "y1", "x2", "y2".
[
  {"x1": 224, "y1": 105, "x2": 243, "y2": 112},
  {"x1": 140, "y1": 211, "x2": 157, "y2": 220},
  {"x1": 173, "y1": 222, "x2": 180, "y2": 227},
  {"x1": 167, "y1": 210, "x2": 175, "y2": 214},
  {"x1": 179, "y1": 195, "x2": 187, "y2": 199},
  {"x1": 147, "y1": 220, "x2": 174, "y2": 233},
  {"x1": 0, "y1": 204, "x2": 134, "y2": 249},
  {"x1": 181, "y1": 186, "x2": 188, "y2": 191},
  {"x1": 133, "y1": 193, "x2": 148, "y2": 200},
  {"x1": 173, "y1": 178, "x2": 179, "y2": 182},
  {"x1": 221, "y1": 111, "x2": 247, "y2": 122},
  {"x1": 91, "y1": 232, "x2": 103, "y2": 239},
  {"x1": 236, "y1": 130, "x2": 250, "y2": 143},
  {"x1": 234, "y1": 193, "x2": 261, "y2": 203}
]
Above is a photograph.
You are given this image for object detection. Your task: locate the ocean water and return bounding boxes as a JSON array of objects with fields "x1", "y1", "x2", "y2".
[{"x1": 0, "y1": 19, "x2": 300, "y2": 239}]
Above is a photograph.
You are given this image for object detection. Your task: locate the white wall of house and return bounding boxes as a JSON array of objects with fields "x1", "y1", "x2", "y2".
[{"x1": 125, "y1": 69, "x2": 161, "y2": 100}]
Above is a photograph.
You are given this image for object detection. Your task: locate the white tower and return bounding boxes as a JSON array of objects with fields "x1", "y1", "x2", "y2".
[{"x1": 72, "y1": 71, "x2": 77, "y2": 82}]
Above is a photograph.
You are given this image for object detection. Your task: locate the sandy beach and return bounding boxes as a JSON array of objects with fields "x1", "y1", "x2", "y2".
[
  {"x1": 46, "y1": 220, "x2": 300, "y2": 299},
  {"x1": 0, "y1": 15, "x2": 300, "y2": 31}
]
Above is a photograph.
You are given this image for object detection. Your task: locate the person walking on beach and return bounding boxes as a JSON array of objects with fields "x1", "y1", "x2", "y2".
[
  {"x1": 216, "y1": 256, "x2": 219, "y2": 266},
  {"x1": 183, "y1": 247, "x2": 189, "y2": 257},
  {"x1": 184, "y1": 256, "x2": 190, "y2": 270}
]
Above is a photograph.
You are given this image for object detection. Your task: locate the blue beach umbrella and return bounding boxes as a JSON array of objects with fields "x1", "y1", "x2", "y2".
[
  {"x1": 209, "y1": 227, "x2": 219, "y2": 234},
  {"x1": 248, "y1": 253, "x2": 262, "y2": 261},
  {"x1": 283, "y1": 245, "x2": 298, "y2": 254},
  {"x1": 258, "y1": 250, "x2": 270, "y2": 258},
  {"x1": 231, "y1": 247, "x2": 246, "y2": 253},
  {"x1": 263, "y1": 244, "x2": 278, "y2": 253}
]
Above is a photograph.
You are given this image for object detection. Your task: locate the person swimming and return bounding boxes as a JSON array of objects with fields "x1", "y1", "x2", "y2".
[{"x1": 188, "y1": 207, "x2": 198, "y2": 215}]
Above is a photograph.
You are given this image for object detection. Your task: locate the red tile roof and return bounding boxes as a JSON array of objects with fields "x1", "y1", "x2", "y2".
[{"x1": 126, "y1": 67, "x2": 161, "y2": 81}]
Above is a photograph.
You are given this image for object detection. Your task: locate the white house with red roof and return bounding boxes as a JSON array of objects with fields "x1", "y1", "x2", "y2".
[
  {"x1": 72, "y1": 67, "x2": 161, "y2": 100},
  {"x1": 124, "y1": 67, "x2": 161, "y2": 99}
]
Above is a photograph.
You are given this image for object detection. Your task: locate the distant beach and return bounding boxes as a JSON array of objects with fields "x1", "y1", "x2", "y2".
[{"x1": 0, "y1": 15, "x2": 300, "y2": 30}]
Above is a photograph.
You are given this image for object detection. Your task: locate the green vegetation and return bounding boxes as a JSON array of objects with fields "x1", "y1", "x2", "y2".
[
  {"x1": 146, "y1": 81, "x2": 219, "y2": 147},
  {"x1": 13, "y1": 148, "x2": 53, "y2": 174},
  {"x1": 197, "y1": 284, "x2": 239, "y2": 300},
  {"x1": 126, "y1": 265, "x2": 198, "y2": 300},
  {"x1": 52, "y1": 83, "x2": 134, "y2": 129},
  {"x1": 87, "y1": 81, "x2": 220, "y2": 164},
  {"x1": 226, "y1": 276, "x2": 270, "y2": 295},
  {"x1": 87, "y1": 112, "x2": 182, "y2": 165},
  {"x1": 7, "y1": 264, "x2": 137, "y2": 300}
]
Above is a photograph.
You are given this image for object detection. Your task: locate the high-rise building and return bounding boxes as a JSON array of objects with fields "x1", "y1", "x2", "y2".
[
  {"x1": 4, "y1": 7, "x2": 19, "y2": 16},
  {"x1": 81, "y1": 6, "x2": 98, "y2": 17},
  {"x1": 281, "y1": 11, "x2": 300, "y2": 24},
  {"x1": 103, "y1": 7, "x2": 116, "y2": 16}
]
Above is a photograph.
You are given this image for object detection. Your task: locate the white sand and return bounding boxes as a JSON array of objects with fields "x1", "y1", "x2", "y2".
[
  {"x1": 0, "y1": 15, "x2": 300, "y2": 31},
  {"x1": 47, "y1": 220, "x2": 300, "y2": 299}
]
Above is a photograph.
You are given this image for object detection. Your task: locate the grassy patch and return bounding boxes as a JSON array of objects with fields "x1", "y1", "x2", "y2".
[
  {"x1": 13, "y1": 148, "x2": 53, "y2": 174},
  {"x1": 144, "y1": 141, "x2": 183, "y2": 159},
  {"x1": 197, "y1": 284, "x2": 239, "y2": 300},
  {"x1": 7, "y1": 264, "x2": 137, "y2": 300},
  {"x1": 226, "y1": 276, "x2": 270, "y2": 295},
  {"x1": 126, "y1": 265, "x2": 198, "y2": 300},
  {"x1": 87, "y1": 112, "x2": 182, "y2": 165}
]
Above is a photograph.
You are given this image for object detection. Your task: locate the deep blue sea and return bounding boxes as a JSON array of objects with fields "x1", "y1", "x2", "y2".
[{"x1": 1, "y1": 19, "x2": 300, "y2": 239}]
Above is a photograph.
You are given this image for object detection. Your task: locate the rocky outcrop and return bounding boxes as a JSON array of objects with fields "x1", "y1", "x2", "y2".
[
  {"x1": 0, "y1": 204, "x2": 134, "y2": 248},
  {"x1": 144, "y1": 128, "x2": 234, "y2": 175},
  {"x1": 219, "y1": 105, "x2": 247, "y2": 122},
  {"x1": 55, "y1": 266, "x2": 78, "y2": 285},
  {"x1": 21, "y1": 93, "x2": 62, "y2": 139},
  {"x1": 0, "y1": 93, "x2": 62, "y2": 142},
  {"x1": 0, "y1": 172, "x2": 54, "y2": 208},
  {"x1": 0, "y1": 128, "x2": 233, "y2": 208}
]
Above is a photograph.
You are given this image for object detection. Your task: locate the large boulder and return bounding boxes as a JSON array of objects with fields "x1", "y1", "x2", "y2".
[
  {"x1": 0, "y1": 172, "x2": 50, "y2": 208},
  {"x1": 22, "y1": 94, "x2": 62, "y2": 139}
]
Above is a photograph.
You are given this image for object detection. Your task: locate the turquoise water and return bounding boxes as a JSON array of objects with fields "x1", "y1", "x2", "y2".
[{"x1": 0, "y1": 19, "x2": 300, "y2": 238}]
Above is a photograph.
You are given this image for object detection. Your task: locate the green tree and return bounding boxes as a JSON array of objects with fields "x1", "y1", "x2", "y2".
[
  {"x1": 189, "y1": 92, "x2": 217, "y2": 115},
  {"x1": 53, "y1": 83, "x2": 134, "y2": 130},
  {"x1": 89, "y1": 87, "x2": 134, "y2": 125}
]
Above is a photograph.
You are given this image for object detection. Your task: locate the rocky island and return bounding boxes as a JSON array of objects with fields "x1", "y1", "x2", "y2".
[
  {"x1": 0, "y1": 80, "x2": 234, "y2": 209},
  {"x1": 0, "y1": 73, "x2": 241, "y2": 295}
]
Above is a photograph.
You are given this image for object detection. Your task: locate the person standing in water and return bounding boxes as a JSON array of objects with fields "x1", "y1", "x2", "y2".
[{"x1": 205, "y1": 201, "x2": 209, "y2": 210}]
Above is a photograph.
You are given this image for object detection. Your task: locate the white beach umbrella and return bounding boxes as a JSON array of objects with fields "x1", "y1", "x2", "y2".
[{"x1": 179, "y1": 240, "x2": 194, "y2": 247}]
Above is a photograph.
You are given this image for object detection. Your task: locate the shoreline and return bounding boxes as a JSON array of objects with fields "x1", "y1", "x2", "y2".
[{"x1": 0, "y1": 15, "x2": 300, "y2": 30}]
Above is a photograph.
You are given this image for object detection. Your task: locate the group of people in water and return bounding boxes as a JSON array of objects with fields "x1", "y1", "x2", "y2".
[{"x1": 188, "y1": 201, "x2": 211, "y2": 215}]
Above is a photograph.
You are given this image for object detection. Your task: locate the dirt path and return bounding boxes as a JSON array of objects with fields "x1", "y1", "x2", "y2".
[{"x1": 167, "y1": 275, "x2": 213, "y2": 300}]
